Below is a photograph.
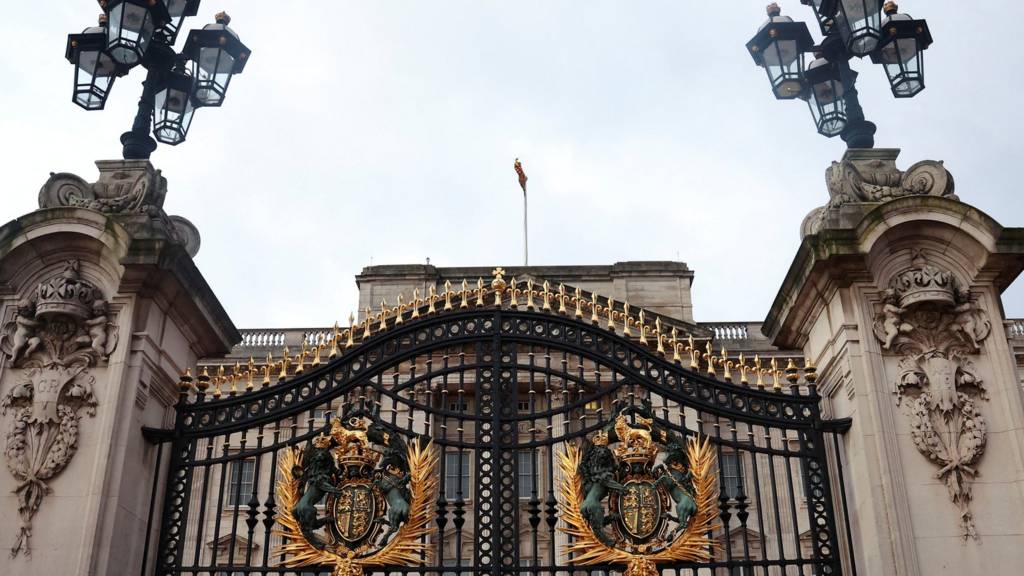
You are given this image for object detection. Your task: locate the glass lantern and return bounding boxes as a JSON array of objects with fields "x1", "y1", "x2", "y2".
[
  {"x1": 747, "y1": 4, "x2": 815, "y2": 100},
  {"x1": 804, "y1": 57, "x2": 847, "y2": 137},
  {"x1": 66, "y1": 21, "x2": 118, "y2": 110},
  {"x1": 153, "y1": 67, "x2": 196, "y2": 144},
  {"x1": 871, "y1": 3, "x2": 932, "y2": 97},
  {"x1": 183, "y1": 12, "x2": 251, "y2": 107},
  {"x1": 105, "y1": 0, "x2": 170, "y2": 66}
]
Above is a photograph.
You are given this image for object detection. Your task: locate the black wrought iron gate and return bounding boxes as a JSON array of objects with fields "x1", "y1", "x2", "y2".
[{"x1": 144, "y1": 304, "x2": 855, "y2": 576}]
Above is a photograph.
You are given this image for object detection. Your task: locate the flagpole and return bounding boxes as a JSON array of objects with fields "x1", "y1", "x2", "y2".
[
  {"x1": 514, "y1": 158, "x2": 529, "y2": 267},
  {"x1": 523, "y1": 186, "x2": 529, "y2": 266}
]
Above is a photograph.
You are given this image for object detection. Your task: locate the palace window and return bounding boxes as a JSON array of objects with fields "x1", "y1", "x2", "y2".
[
  {"x1": 444, "y1": 452, "x2": 471, "y2": 498},
  {"x1": 449, "y1": 399, "x2": 469, "y2": 413},
  {"x1": 227, "y1": 458, "x2": 255, "y2": 506},
  {"x1": 313, "y1": 407, "x2": 333, "y2": 423},
  {"x1": 721, "y1": 453, "x2": 744, "y2": 499},
  {"x1": 442, "y1": 559, "x2": 473, "y2": 576},
  {"x1": 516, "y1": 450, "x2": 537, "y2": 497}
]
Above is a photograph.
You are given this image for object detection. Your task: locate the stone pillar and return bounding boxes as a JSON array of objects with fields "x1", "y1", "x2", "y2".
[
  {"x1": 0, "y1": 161, "x2": 238, "y2": 575},
  {"x1": 764, "y1": 149, "x2": 1024, "y2": 575}
]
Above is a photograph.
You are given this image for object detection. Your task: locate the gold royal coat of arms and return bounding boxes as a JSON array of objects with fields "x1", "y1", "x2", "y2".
[
  {"x1": 275, "y1": 404, "x2": 438, "y2": 576},
  {"x1": 558, "y1": 400, "x2": 719, "y2": 576}
]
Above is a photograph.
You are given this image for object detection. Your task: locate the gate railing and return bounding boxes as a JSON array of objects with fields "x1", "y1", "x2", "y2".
[{"x1": 139, "y1": 281, "x2": 856, "y2": 576}]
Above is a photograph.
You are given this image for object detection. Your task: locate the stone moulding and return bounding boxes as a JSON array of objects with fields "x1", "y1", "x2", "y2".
[
  {"x1": 871, "y1": 249, "x2": 991, "y2": 540},
  {"x1": 801, "y1": 149, "x2": 957, "y2": 238},
  {"x1": 0, "y1": 259, "x2": 118, "y2": 557},
  {"x1": 36, "y1": 160, "x2": 201, "y2": 258}
]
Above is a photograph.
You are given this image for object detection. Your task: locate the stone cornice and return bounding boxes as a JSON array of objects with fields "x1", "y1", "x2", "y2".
[
  {"x1": 765, "y1": 196, "x2": 1024, "y2": 349},
  {"x1": 0, "y1": 206, "x2": 238, "y2": 358}
]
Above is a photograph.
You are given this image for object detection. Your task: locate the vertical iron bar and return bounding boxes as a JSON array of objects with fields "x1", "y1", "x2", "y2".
[
  {"x1": 138, "y1": 439, "x2": 165, "y2": 576},
  {"x1": 831, "y1": 431, "x2": 858, "y2": 576}
]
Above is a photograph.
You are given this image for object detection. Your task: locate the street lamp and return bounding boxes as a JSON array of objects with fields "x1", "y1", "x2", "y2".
[
  {"x1": 66, "y1": 16, "x2": 118, "y2": 111},
  {"x1": 871, "y1": 4, "x2": 932, "y2": 98},
  {"x1": 746, "y1": 1, "x2": 933, "y2": 148},
  {"x1": 746, "y1": 5, "x2": 815, "y2": 99},
  {"x1": 183, "y1": 12, "x2": 250, "y2": 107},
  {"x1": 65, "y1": 2, "x2": 252, "y2": 159}
]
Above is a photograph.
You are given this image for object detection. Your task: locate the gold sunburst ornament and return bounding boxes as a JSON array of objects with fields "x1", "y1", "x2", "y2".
[
  {"x1": 557, "y1": 404, "x2": 719, "y2": 576},
  {"x1": 274, "y1": 407, "x2": 438, "y2": 576}
]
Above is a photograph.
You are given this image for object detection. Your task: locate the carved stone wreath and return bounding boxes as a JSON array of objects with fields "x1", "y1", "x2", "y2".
[
  {"x1": 871, "y1": 250, "x2": 990, "y2": 540},
  {"x1": 0, "y1": 259, "x2": 117, "y2": 557}
]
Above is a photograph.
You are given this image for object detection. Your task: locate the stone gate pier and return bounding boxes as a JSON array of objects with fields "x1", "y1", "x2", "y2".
[
  {"x1": 0, "y1": 160, "x2": 237, "y2": 575},
  {"x1": 765, "y1": 149, "x2": 1024, "y2": 575}
]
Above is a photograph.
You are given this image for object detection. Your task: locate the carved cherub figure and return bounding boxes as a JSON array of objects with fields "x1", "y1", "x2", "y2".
[
  {"x1": 952, "y1": 288, "x2": 982, "y2": 350},
  {"x1": 879, "y1": 289, "x2": 912, "y2": 350},
  {"x1": 9, "y1": 299, "x2": 42, "y2": 363},
  {"x1": 83, "y1": 299, "x2": 111, "y2": 357}
]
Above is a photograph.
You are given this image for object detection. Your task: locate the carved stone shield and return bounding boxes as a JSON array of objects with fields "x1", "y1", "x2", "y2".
[
  {"x1": 616, "y1": 480, "x2": 662, "y2": 539},
  {"x1": 333, "y1": 482, "x2": 377, "y2": 543}
]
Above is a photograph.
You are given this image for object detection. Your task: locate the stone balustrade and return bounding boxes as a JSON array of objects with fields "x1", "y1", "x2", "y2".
[
  {"x1": 1008, "y1": 319, "x2": 1024, "y2": 339},
  {"x1": 703, "y1": 322, "x2": 753, "y2": 340},
  {"x1": 237, "y1": 328, "x2": 333, "y2": 350}
]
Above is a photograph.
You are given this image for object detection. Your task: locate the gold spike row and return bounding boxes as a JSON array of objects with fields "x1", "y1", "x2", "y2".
[
  {"x1": 703, "y1": 342, "x2": 715, "y2": 377},
  {"x1": 655, "y1": 318, "x2": 665, "y2": 355},
  {"x1": 362, "y1": 308, "x2": 373, "y2": 339},
  {"x1": 720, "y1": 347, "x2": 731, "y2": 382},
  {"x1": 246, "y1": 357, "x2": 256, "y2": 390},
  {"x1": 687, "y1": 335, "x2": 699, "y2": 369},
  {"x1": 378, "y1": 299, "x2": 389, "y2": 332},
  {"x1": 475, "y1": 278, "x2": 486, "y2": 307},
  {"x1": 329, "y1": 322, "x2": 340, "y2": 358},
  {"x1": 262, "y1": 354, "x2": 272, "y2": 387},
  {"x1": 394, "y1": 294, "x2": 405, "y2": 325},
  {"x1": 312, "y1": 340, "x2": 323, "y2": 367},
  {"x1": 443, "y1": 280, "x2": 454, "y2": 311},
  {"x1": 457, "y1": 279, "x2": 468, "y2": 309},
  {"x1": 509, "y1": 277, "x2": 519, "y2": 307}
]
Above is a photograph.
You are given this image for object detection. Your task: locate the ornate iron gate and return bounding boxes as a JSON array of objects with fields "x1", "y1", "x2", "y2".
[{"x1": 144, "y1": 291, "x2": 854, "y2": 576}]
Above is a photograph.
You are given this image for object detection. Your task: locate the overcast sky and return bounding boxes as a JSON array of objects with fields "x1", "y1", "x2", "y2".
[{"x1": 1, "y1": 1, "x2": 1021, "y2": 328}]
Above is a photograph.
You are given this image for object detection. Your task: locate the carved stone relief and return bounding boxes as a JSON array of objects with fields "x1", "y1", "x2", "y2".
[
  {"x1": 825, "y1": 153, "x2": 955, "y2": 208},
  {"x1": 37, "y1": 160, "x2": 201, "y2": 258},
  {"x1": 0, "y1": 260, "x2": 118, "y2": 557},
  {"x1": 872, "y1": 249, "x2": 991, "y2": 540},
  {"x1": 801, "y1": 149, "x2": 958, "y2": 237}
]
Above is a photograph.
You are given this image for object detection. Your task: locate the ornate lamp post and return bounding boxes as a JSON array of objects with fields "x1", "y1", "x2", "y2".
[
  {"x1": 746, "y1": 2, "x2": 932, "y2": 148},
  {"x1": 65, "y1": 2, "x2": 251, "y2": 159}
]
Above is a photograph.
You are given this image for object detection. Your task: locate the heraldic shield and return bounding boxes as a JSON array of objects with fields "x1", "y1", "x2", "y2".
[
  {"x1": 558, "y1": 399, "x2": 719, "y2": 576},
  {"x1": 275, "y1": 402, "x2": 438, "y2": 576}
]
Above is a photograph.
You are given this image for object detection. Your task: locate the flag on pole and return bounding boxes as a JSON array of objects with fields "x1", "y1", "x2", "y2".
[{"x1": 514, "y1": 158, "x2": 528, "y2": 195}]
